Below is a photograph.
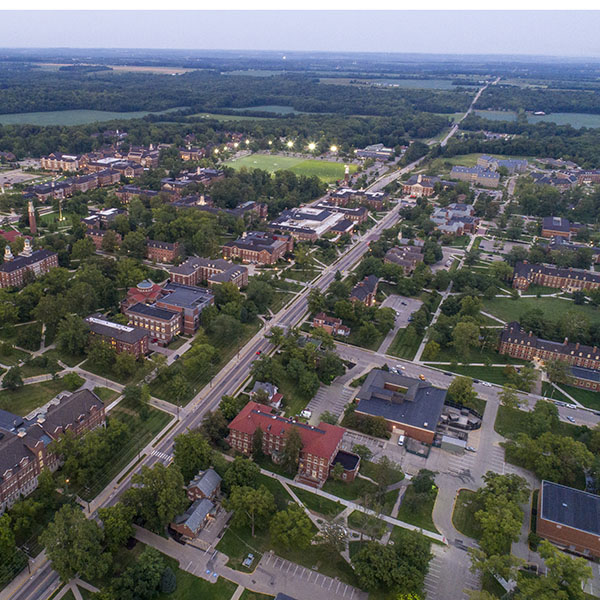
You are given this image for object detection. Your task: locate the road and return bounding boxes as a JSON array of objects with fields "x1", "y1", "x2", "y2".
[{"x1": 4, "y1": 173, "x2": 409, "y2": 600}]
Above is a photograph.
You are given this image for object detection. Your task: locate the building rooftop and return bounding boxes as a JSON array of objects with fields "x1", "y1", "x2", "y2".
[
  {"x1": 160, "y1": 282, "x2": 214, "y2": 310},
  {"x1": 126, "y1": 302, "x2": 179, "y2": 321},
  {"x1": 0, "y1": 249, "x2": 57, "y2": 274},
  {"x1": 540, "y1": 480, "x2": 600, "y2": 536},
  {"x1": 188, "y1": 468, "x2": 222, "y2": 498},
  {"x1": 86, "y1": 315, "x2": 148, "y2": 344},
  {"x1": 173, "y1": 498, "x2": 215, "y2": 535}
]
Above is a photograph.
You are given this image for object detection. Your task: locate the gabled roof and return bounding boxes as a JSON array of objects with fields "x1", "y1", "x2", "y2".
[
  {"x1": 188, "y1": 468, "x2": 222, "y2": 498},
  {"x1": 174, "y1": 498, "x2": 215, "y2": 534}
]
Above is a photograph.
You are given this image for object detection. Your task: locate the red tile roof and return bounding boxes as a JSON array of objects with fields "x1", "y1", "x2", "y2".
[{"x1": 229, "y1": 401, "x2": 344, "y2": 460}]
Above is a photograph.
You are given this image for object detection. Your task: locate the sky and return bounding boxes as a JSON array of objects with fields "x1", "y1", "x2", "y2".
[{"x1": 2, "y1": 10, "x2": 600, "y2": 57}]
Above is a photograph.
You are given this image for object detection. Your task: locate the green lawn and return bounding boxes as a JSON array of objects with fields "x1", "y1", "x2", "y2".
[
  {"x1": 452, "y1": 489, "x2": 483, "y2": 540},
  {"x1": 269, "y1": 291, "x2": 295, "y2": 314},
  {"x1": 360, "y1": 460, "x2": 404, "y2": 485},
  {"x1": 0, "y1": 345, "x2": 30, "y2": 366},
  {"x1": 396, "y1": 485, "x2": 440, "y2": 534},
  {"x1": 92, "y1": 386, "x2": 120, "y2": 404},
  {"x1": 255, "y1": 473, "x2": 294, "y2": 510},
  {"x1": 347, "y1": 511, "x2": 387, "y2": 538},
  {"x1": 322, "y1": 475, "x2": 378, "y2": 501},
  {"x1": 80, "y1": 358, "x2": 146, "y2": 386},
  {"x1": 432, "y1": 344, "x2": 526, "y2": 366},
  {"x1": 494, "y1": 405, "x2": 579, "y2": 440},
  {"x1": 82, "y1": 399, "x2": 172, "y2": 500},
  {"x1": 429, "y1": 365, "x2": 511, "y2": 386},
  {"x1": 555, "y1": 384, "x2": 600, "y2": 410},
  {"x1": 483, "y1": 296, "x2": 600, "y2": 327},
  {"x1": 292, "y1": 488, "x2": 344, "y2": 517},
  {"x1": 42, "y1": 348, "x2": 85, "y2": 368},
  {"x1": 344, "y1": 327, "x2": 387, "y2": 353},
  {"x1": 60, "y1": 591, "x2": 76, "y2": 600},
  {"x1": 277, "y1": 372, "x2": 316, "y2": 417},
  {"x1": 188, "y1": 112, "x2": 272, "y2": 122},
  {"x1": 239, "y1": 591, "x2": 273, "y2": 600},
  {"x1": 167, "y1": 336, "x2": 189, "y2": 351},
  {"x1": 386, "y1": 328, "x2": 422, "y2": 360},
  {"x1": 541, "y1": 382, "x2": 572, "y2": 403},
  {"x1": 156, "y1": 565, "x2": 236, "y2": 600},
  {"x1": 19, "y1": 358, "x2": 61, "y2": 379},
  {"x1": 0, "y1": 377, "x2": 77, "y2": 416},
  {"x1": 225, "y1": 154, "x2": 357, "y2": 183}
]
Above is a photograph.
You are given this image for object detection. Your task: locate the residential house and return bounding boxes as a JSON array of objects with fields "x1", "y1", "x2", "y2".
[
  {"x1": 187, "y1": 468, "x2": 222, "y2": 502},
  {"x1": 250, "y1": 381, "x2": 283, "y2": 410},
  {"x1": 384, "y1": 245, "x2": 424, "y2": 274},
  {"x1": 350, "y1": 275, "x2": 379, "y2": 307},
  {"x1": 312, "y1": 313, "x2": 350, "y2": 337},
  {"x1": 170, "y1": 498, "x2": 216, "y2": 539}
]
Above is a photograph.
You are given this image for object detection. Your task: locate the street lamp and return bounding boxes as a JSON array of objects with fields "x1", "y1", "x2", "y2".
[
  {"x1": 268, "y1": 140, "x2": 273, "y2": 146},
  {"x1": 330, "y1": 145, "x2": 338, "y2": 153},
  {"x1": 214, "y1": 148, "x2": 219, "y2": 155},
  {"x1": 245, "y1": 139, "x2": 250, "y2": 146},
  {"x1": 286, "y1": 140, "x2": 294, "y2": 149},
  {"x1": 233, "y1": 142, "x2": 239, "y2": 148},
  {"x1": 308, "y1": 142, "x2": 316, "y2": 152}
]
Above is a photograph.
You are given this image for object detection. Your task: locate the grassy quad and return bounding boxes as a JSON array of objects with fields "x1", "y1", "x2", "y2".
[{"x1": 0, "y1": 377, "x2": 81, "y2": 416}]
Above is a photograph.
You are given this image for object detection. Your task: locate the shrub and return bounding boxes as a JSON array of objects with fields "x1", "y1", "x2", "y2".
[{"x1": 160, "y1": 566, "x2": 177, "y2": 594}]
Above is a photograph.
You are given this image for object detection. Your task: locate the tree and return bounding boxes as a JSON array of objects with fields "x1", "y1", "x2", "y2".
[
  {"x1": 120, "y1": 231, "x2": 147, "y2": 259},
  {"x1": 226, "y1": 485, "x2": 276, "y2": 537},
  {"x1": 281, "y1": 428, "x2": 303, "y2": 474},
  {"x1": 251, "y1": 427, "x2": 264, "y2": 461},
  {"x1": 123, "y1": 464, "x2": 188, "y2": 533},
  {"x1": 34, "y1": 295, "x2": 66, "y2": 329},
  {"x1": 447, "y1": 376, "x2": 478, "y2": 409},
  {"x1": 56, "y1": 315, "x2": 89, "y2": 356},
  {"x1": 0, "y1": 514, "x2": 26, "y2": 586},
  {"x1": 63, "y1": 372, "x2": 84, "y2": 391},
  {"x1": 41, "y1": 505, "x2": 110, "y2": 583},
  {"x1": 358, "y1": 322, "x2": 379, "y2": 346},
  {"x1": 452, "y1": 321, "x2": 480, "y2": 357},
  {"x1": 101, "y1": 229, "x2": 120, "y2": 253},
  {"x1": 516, "y1": 364, "x2": 537, "y2": 393},
  {"x1": 352, "y1": 444, "x2": 373, "y2": 461},
  {"x1": 498, "y1": 385, "x2": 520, "y2": 409},
  {"x1": 201, "y1": 409, "x2": 229, "y2": 445},
  {"x1": 332, "y1": 462, "x2": 344, "y2": 480},
  {"x1": 528, "y1": 400, "x2": 559, "y2": 438},
  {"x1": 469, "y1": 548, "x2": 523, "y2": 583},
  {"x1": 110, "y1": 546, "x2": 165, "y2": 600},
  {"x1": 316, "y1": 521, "x2": 347, "y2": 553},
  {"x1": 319, "y1": 411, "x2": 338, "y2": 425},
  {"x1": 71, "y1": 237, "x2": 96, "y2": 260},
  {"x1": 224, "y1": 456, "x2": 260, "y2": 491},
  {"x1": 421, "y1": 340, "x2": 440, "y2": 361},
  {"x1": 219, "y1": 394, "x2": 246, "y2": 421},
  {"x1": 270, "y1": 504, "x2": 313, "y2": 549},
  {"x1": 160, "y1": 566, "x2": 177, "y2": 594},
  {"x1": 308, "y1": 288, "x2": 326, "y2": 314},
  {"x1": 87, "y1": 340, "x2": 116, "y2": 371},
  {"x1": 98, "y1": 503, "x2": 135, "y2": 553},
  {"x1": 3, "y1": 367, "x2": 23, "y2": 391},
  {"x1": 544, "y1": 358, "x2": 569, "y2": 385},
  {"x1": 173, "y1": 430, "x2": 213, "y2": 481},
  {"x1": 514, "y1": 540, "x2": 592, "y2": 600},
  {"x1": 114, "y1": 351, "x2": 138, "y2": 379}
]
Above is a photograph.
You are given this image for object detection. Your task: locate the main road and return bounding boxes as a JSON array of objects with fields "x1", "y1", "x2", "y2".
[{"x1": 5, "y1": 176, "x2": 409, "y2": 600}]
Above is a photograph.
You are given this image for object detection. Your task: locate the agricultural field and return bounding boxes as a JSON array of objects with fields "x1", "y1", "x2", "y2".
[
  {"x1": 187, "y1": 112, "x2": 272, "y2": 122},
  {"x1": 0, "y1": 107, "x2": 186, "y2": 126},
  {"x1": 225, "y1": 153, "x2": 357, "y2": 183}
]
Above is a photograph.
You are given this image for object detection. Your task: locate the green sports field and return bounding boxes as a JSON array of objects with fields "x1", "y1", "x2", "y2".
[{"x1": 225, "y1": 154, "x2": 357, "y2": 183}]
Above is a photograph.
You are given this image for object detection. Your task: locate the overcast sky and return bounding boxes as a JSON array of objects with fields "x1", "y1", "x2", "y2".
[{"x1": 2, "y1": 11, "x2": 600, "y2": 57}]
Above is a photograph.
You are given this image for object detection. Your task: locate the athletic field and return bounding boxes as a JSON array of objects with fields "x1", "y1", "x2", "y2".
[{"x1": 225, "y1": 154, "x2": 357, "y2": 183}]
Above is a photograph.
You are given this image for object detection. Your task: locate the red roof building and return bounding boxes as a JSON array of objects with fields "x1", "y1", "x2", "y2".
[{"x1": 228, "y1": 401, "x2": 352, "y2": 487}]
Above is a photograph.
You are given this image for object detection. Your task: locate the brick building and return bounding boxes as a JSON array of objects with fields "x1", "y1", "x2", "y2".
[
  {"x1": 85, "y1": 315, "x2": 149, "y2": 357},
  {"x1": 223, "y1": 232, "x2": 293, "y2": 265},
  {"x1": 537, "y1": 480, "x2": 600, "y2": 558},
  {"x1": 384, "y1": 245, "x2": 424, "y2": 274},
  {"x1": 541, "y1": 216, "x2": 582, "y2": 239},
  {"x1": 86, "y1": 229, "x2": 122, "y2": 251},
  {"x1": 0, "y1": 389, "x2": 105, "y2": 514},
  {"x1": 498, "y1": 322, "x2": 600, "y2": 384},
  {"x1": 115, "y1": 186, "x2": 160, "y2": 204},
  {"x1": 228, "y1": 401, "x2": 358, "y2": 487},
  {"x1": 402, "y1": 174, "x2": 441, "y2": 198},
  {"x1": 155, "y1": 282, "x2": 214, "y2": 335},
  {"x1": 146, "y1": 240, "x2": 181, "y2": 264},
  {"x1": 0, "y1": 244, "x2": 58, "y2": 289},
  {"x1": 354, "y1": 370, "x2": 447, "y2": 444},
  {"x1": 450, "y1": 166, "x2": 500, "y2": 188},
  {"x1": 41, "y1": 153, "x2": 80, "y2": 172},
  {"x1": 169, "y1": 257, "x2": 248, "y2": 288},
  {"x1": 312, "y1": 313, "x2": 350, "y2": 337},
  {"x1": 350, "y1": 275, "x2": 379, "y2": 307},
  {"x1": 328, "y1": 188, "x2": 387, "y2": 211},
  {"x1": 313, "y1": 201, "x2": 368, "y2": 224},
  {"x1": 187, "y1": 468, "x2": 222, "y2": 502},
  {"x1": 512, "y1": 262, "x2": 600, "y2": 292},
  {"x1": 170, "y1": 498, "x2": 216, "y2": 539},
  {"x1": 124, "y1": 302, "x2": 181, "y2": 345}
]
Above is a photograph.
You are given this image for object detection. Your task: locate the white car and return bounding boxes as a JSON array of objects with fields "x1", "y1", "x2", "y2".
[
  {"x1": 567, "y1": 416, "x2": 576, "y2": 423},
  {"x1": 395, "y1": 364, "x2": 405, "y2": 370},
  {"x1": 481, "y1": 381, "x2": 492, "y2": 387}
]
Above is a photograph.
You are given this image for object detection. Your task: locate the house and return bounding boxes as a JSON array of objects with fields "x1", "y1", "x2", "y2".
[
  {"x1": 354, "y1": 370, "x2": 447, "y2": 444},
  {"x1": 228, "y1": 401, "x2": 359, "y2": 487},
  {"x1": 0, "y1": 390, "x2": 105, "y2": 514},
  {"x1": 0, "y1": 243, "x2": 58, "y2": 289},
  {"x1": 85, "y1": 314, "x2": 149, "y2": 357},
  {"x1": 187, "y1": 468, "x2": 222, "y2": 502},
  {"x1": 498, "y1": 322, "x2": 600, "y2": 388},
  {"x1": 450, "y1": 166, "x2": 500, "y2": 188},
  {"x1": 477, "y1": 155, "x2": 528, "y2": 174},
  {"x1": 170, "y1": 498, "x2": 216, "y2": 539},
  {"x1": 312, "y1": 313, "x2": 350, "y2": 337},
  {"x1": 350, "y1": 275, "x2": 379, "y2": 307},
  {"x1": 250, "y1": 381, "x2": 283, "y2": 409},
  {"x1": 512, "y1": 261, "x2": 600, "y2": 292},
  {"x1": 541, "y1": 217, "x2": 582, "y2": 239},
  {"x1": 155, "y1": 282, "x2": 214, "y2": 335},
  {"x1": 355, "y1": 144, "x2": 394, "y2": 160},
  {"x1": 223, "y1": 232, "x2": 293, "y2": 265},
  {"x1": 384, "y1": 245, "x2": 424, "y2": 274},
  {"x1": 146, "y1": 240, "x2": 180, "y2": 264},
  {"x1": 537, "y1": 480, "x2": 600, "y2": 558},
  {"x1": 169, "y1": 257, "x2": 248, "y2": 288},
  {"x1": 269, "y1": 207, "x2": 347, "y2": 242},
  {"x1": 123, "y1": 302, "x2": 181, "y2": 345}
]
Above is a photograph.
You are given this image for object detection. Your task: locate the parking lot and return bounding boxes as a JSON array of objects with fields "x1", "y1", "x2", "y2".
[
  {"x1": 0, "y1": 168, "x2": 39, "y2": 188},
  {"x1": 381, "y1": 294, "x2": 422, "y2": 328}
]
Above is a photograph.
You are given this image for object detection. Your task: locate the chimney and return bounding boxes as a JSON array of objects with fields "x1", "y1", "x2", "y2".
[
  {"x1": 576, "y1": 342, "x2": 580, "y2": 350},
  {"x1": 593, "y1": 346, "x2": 597, "y2": 354},
  {"x1": 564, "y1": 337, "x2": 569, "y2": 345},
  {"x1": 4, "y1": 245, "x2": 13, "y2": 262},
  {"x1": 528, "y1": 331, "x2": 533, "y2": 337}
]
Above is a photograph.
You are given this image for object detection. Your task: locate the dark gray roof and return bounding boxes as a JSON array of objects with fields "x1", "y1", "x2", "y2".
[
  {"x1": 160, "y1": 282, "x2": 214, "y2": 310},
  {"x1": 188, "y1": 468, "x2": 222, "y2": 498},
  {"x1": 0, "y1": 249, "x2": 57, "y2": 273},
  {"x1": 350, "y1": 275, "x2": 379, "y2": 301},
  {"x1": 570, "y1": 366, "x2": 600, "y2": 382},
  {"x1": 355, "y1": 370, "x2": 446, "y2": 433},
  {"x1": 147, "y1": 240, "x2": 177, "y2": 250},
  {"x1": 513, "y1": 261, "x2": 600, "y2": 286},
  {"x1": 542, "y1": 216, "x2": 570, "y2": 232},
  {"x1": 0, "y1": 408, "x2": 24, "y2": 433},
  {"x1": 174, "y1": 498, "x2": 214, "y2": 534},
  {"x1": 127, "y1": 302, "x2": 179, "y2": 321},
  {"x1": 86, "y1": 315, "x2": 149, "y2": 344},
  {"x1": 540, "y1": 480, "x2": 600, "y2": 536},
  {"x1": 42, "y1": 389, "x2": 104, "y2": 433}
]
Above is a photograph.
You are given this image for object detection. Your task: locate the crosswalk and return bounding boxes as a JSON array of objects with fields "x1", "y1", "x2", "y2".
[{"x1": 151, "y1": 450, "x2": 173, "y2": 465}]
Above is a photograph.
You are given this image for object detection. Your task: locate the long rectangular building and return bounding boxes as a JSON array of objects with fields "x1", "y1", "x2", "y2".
[
  {"x1": 223, "y1": 232, "x2": 293, "y2": 265},
  {"x1": 85, "y1": 315, "x2": 149, "y2": 357},
  {"x1": 512, "y1": 261, "x2": 600, "y2": 292},
  {"x1": 169, "y1": 257, "x2": 248, "y2": 288},
  {"x1": 0, "y1": 245, "x2": 58, "y2": 289}
]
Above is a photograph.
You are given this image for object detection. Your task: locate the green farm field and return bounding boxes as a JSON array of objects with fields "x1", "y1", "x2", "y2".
[{"x1": 225, "y1": 154, "x2": 357, "y2": 183}]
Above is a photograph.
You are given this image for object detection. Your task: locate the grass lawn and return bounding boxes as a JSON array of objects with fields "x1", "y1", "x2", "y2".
[
  {"x1": 292, "y1": 488, "x2": 344, "y2": 517},
  {"x1": 0, "y1": 345, "x2": 30, "y2": 366},
  {"x1": 19, "y1": 358, "x2": 61, "y2": 379},
  {"x1": 189, "y1": 112, "x2": 272, "y2": 122},
  {"x1": 322, "y1": 476, "x2": 378, "y2": 502},
  {"x1": 0, "y1": 377, "x2": 76, "y2": 416},
  {"x1": 360, "y1": 460, "x2": 404, "y2": 485},
  {"x1": 452, "y1": 489, "x2": 483, "y2": 540},
  {"x1": 556, "y1": 384, "x2": 600, "y2": 410},
  {"x1": 80, "y1": 358, "x2": 145, "y2": 386},
  {"x1": 239, "y1": 591, "x2": 274, "y2": 600},
  {"x1": 93, "y1": 386, "x2": 120, "y2": 404},
  {"x1": 225, "y1": 153, "x2": 357, "y2": 183},
  {"x1": 494, "y1": 405, "x2": 578, "y2": 440},
  {"x1": 83, "y1": 399, "x2": 172, "y2": 500},
  {"x1": 255, "y1": 473, "x2": 294, "y2": 510},
  {"x1": 541, "y1": 382, "x2": 572, "y2": 403},
  {"x1": 524, "y1": 284, "x2": 559, "y2": 296},
  {"x1": 483, "y1": 296, "x2": 600, "y2": 327},
  {"x1": 167, "y1": 336, "x2": 189, "y2": 351},
  {"x1": 269, "y1": 291, "x2": 295, "y2": 314},
  {"x1": 277, "y1": 373, "x2": 316, "y2": 417},
  {"x1": 344, "y1": 327, "x2": 387, "y2": 353},
  {"x1": 347, "y1": 511, "x2": 387, "y2": 538},
  {"x1": 430, "y1": 364, "x2": 512, "y2": 386},
  {"x1": 77, "y1": 588, "x2": 95, "y2": 600},
  {"x1": 42, "y1": 348, "x2": 85, "y2": 368},
  {"x1": 396, "y1": 485, "x2": 440, "y2": 534},
  {"x1": 156, "y1": 564, "x2": 236, "y2": 600},
  {"x1": 386, "y1": 328, "x2": 422, "y2": 360},
  {"x1": 283, "y1": 268, "x2": 319, "y2": 282},
  {"x1": 60, "y1": 591, "x2": 76, "y2": 600},
  {"x1": 432, "y1": 344, "x2": 526, "y2": 366}
]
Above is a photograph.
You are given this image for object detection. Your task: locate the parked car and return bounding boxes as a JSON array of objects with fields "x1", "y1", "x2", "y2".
[
  {"x1": 466, "y1": 446, "x2": 477, "y2": 452},
  {"x1": 567, "y1": 416, "x2": 576, "y2": 423},
  {"x1": 419, "y1": 374, "x2": 426, "y2": 381}
]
